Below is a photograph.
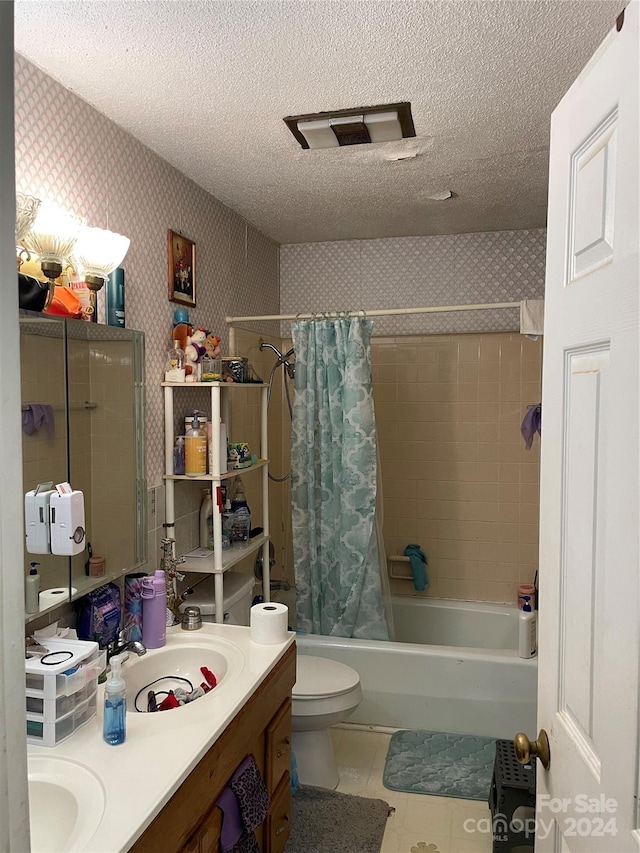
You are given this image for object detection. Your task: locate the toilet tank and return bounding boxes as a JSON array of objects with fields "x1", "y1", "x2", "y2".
[{"x1": 178, "y1": 571, "x2": 255, "y2": 625}]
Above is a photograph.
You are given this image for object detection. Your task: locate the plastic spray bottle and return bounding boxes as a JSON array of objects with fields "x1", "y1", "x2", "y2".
[
  {"x1": 103, "y1": 654, "x2": 126, "y2": 745},
  {"x1": 25, "y1": 562, "x2": 40, "y2": 614}
]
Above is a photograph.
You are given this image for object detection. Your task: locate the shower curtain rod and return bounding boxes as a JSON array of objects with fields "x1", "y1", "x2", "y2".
[{"x1": 226, "y1": 301, "x2": 521, "y2": 324}]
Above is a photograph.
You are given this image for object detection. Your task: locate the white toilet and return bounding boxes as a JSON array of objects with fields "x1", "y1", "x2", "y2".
[
  {"x1": 291, "y1": 655, "x2": 363, "y2": 790},
  {"x1": 178, "y1": 571, "x2": 255, "y2": 625}
]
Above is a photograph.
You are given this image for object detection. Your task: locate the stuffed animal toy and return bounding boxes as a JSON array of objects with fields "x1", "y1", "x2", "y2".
[
  {"x1": 203, "y1": 334, "x2": 222, "y2": 359},
  {"x1": 172, "y1": 322, "x2": 194, "y2": 375},
  {"x1": 184, "y1": 328, "x2": 208, "y2": 382}
]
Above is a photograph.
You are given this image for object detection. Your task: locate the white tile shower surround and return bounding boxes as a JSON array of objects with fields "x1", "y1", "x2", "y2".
[{"x1": 332, "y1": 727, "x2": 493, "y2": 853}]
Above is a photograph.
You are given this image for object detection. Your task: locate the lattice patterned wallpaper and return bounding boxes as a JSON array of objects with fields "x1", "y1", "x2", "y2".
[
  {"x1": 280, "y1": 229, "x2": 546, "y2": 336},
  {"x1": 14, "y1": 55, "x2": 279, "y2": 488}
]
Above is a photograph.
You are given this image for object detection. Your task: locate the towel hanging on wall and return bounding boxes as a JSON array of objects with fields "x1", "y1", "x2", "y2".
[
  {"x1": 520, "y1": 299, "x2": 545, "y2": 338},
  {"x1": 521, "y1": 404, "x2": 541, "y2": 449},
  {"x1": 403, "y1": 544, "x2": 428, "y2": 591},
  {"x1": 22, "y1": 404, "x2": 55, "y2": 439}
]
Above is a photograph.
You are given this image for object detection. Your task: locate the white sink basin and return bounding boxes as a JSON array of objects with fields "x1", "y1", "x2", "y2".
[
  {"x1": 121, "y1": 634, "x2": 245, "y2": 713},
  {"x1": 28, "y1": 756, "x2": 105, "y2": 852}
]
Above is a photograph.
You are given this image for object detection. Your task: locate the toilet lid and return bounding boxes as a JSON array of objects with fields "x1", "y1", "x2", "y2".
[{"x1": 293, "y1": 655, "x2": 360, "y2": 700}]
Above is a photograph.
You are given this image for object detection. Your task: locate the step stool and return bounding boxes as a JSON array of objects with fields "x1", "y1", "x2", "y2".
[{"x1": 488, "y1": 739, "x2": 536, "y2": 853}]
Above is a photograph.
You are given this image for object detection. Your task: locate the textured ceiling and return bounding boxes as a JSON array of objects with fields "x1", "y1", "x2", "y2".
[{"x1": 14, "y1": 1, "x2": 621, "y2": 244}]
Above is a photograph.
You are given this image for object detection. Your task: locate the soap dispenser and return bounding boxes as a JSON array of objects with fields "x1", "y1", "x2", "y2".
[
  {"x1": 25, "y1": 561, "x2": 40, "y2": 614},
  {"x1": 185, "y1": 414, "x2": 207, "y2": 477},
  {"x1": 103, "y1": 654, "x2": 126, "y2": 745},
  {"x1": 141, "y1": 570, "x2": 168, "y2": 649}
]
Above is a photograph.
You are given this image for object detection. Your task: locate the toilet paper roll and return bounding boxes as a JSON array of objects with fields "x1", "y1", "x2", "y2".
[
  {"x1": 250, "y1": 602, "x2": 289, "y2": 645},
  {"x1": 39, "y1": 587, "x2": 78, "y2": 611}
]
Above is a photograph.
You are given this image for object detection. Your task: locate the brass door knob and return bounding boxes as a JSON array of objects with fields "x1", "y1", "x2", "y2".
[{"x1": 514, "y1": 729, "x2": 550, "y2": 769}]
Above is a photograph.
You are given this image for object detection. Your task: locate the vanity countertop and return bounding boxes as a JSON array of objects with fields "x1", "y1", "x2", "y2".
[{"x1": 27, "y1": 623, "x2": 296, "y2": 853}]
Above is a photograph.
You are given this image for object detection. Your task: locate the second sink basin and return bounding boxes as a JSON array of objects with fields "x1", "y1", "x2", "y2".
[
  {"x1": 121, "y1": 634, "x2": 245, "y2": 713},
  {"x1": 28, "y1": 755, "x2": 105, "y2": 852}
]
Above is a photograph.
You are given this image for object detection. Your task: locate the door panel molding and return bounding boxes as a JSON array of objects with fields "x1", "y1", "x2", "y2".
[{"x1": 566, "y1": 107, "x2": 618, "y2": 285}]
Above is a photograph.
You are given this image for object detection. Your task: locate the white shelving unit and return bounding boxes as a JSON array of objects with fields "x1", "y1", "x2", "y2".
[{"x1": 162, "y1": 380, "x2": 271, "y2": 623}]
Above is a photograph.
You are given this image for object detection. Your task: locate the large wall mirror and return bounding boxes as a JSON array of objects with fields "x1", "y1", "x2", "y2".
[{"x1": 20, "y1": 311, "x2": 146, "y2": 622}]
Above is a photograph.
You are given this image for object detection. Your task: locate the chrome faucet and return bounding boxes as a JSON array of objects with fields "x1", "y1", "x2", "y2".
[{"x1": 106, "y1": 629, "x2": 147, "y2": 664}]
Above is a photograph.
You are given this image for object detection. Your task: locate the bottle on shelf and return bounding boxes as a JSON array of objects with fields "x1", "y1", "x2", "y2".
[
  {"x1": 518, "y1": 595, "x2": 537, "y2": 658},
  {"x1": 165, "y1": 340, "x2": 186, "y2": 382},
  {"x1": 230, "y1": 477, "x2": 251, "y2": 547},
  {"x1": 208, "y1": 419, "x2": 228, "y2": 475},
  {"x1": 173, "y1": 435, "x2": 185, "y2": 475},
  {"x1": 25, "y1": 561, "x2": 40, "y2": 614},
  {"x1": 185, "y1": 414, "x2": 207, "y2": 477},
  {"x1": 200, "y1": 488, "x2": 214, "y2": 550},
  {"x1": 222, "y1": 496, "x2": 233, "y2": 550}
]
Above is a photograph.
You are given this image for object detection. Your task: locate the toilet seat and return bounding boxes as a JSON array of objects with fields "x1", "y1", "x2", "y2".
[{"x1": 293, "y1": 655, "x2": 360, "y2": 700}]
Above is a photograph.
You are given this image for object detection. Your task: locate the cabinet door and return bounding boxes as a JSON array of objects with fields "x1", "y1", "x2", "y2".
[
  {"x1": 265, "y1": 773, "x2": 291, "y2": 853},
  {"x1": 265, "y1": 698, "x2": 291, "y2": 794},
  {"x1": 181, "y1": 805, "x2": 222, "y2": 853}
]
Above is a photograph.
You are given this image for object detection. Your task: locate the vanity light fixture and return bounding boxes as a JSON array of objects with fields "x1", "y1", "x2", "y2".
[
  {"x1": 15, "y1": 192, "x2": 41, "y2": 266},
  {"x1": 73, "y1": 225, "x2": 130, "y2": 320},
  {"x1": 22, "y1": 201, "x2": 85, "y2": 307},
  {"x1": 284, "y1": 101, "x2": 416, "y2": 150}
]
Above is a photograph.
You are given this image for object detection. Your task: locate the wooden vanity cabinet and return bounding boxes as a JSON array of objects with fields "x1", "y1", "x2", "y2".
[{"x1": 130, "y1": 643, "x2": 296, "y2": 853}]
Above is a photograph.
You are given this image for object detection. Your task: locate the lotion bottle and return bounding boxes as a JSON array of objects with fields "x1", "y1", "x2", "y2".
[
  {"x1": 25, "y1": 562, "x2": 40, "y2": 614},
  {"x1": 103, "y1": 654, "x2": 126, "y2": 745},
  {"x1": 185, "y1": 414, "x2": 207, "y2": 477},
  {"x1": 518, "y1": 595, "x2": 537, "y2": 658}
]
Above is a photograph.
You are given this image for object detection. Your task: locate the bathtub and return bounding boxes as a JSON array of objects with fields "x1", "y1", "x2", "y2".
[{"x1": 285, "y1": 595, "x2": 538, "y2": 740}]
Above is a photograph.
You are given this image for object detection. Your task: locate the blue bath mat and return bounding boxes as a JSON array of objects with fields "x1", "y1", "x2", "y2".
[{"x1": 383, "y1": 730, "x2": 495, "y2": 801}]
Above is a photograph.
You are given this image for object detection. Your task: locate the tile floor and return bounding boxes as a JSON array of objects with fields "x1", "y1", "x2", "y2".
[{"x1": 332, "y1": 726, "x2": 494, "y2": 853}]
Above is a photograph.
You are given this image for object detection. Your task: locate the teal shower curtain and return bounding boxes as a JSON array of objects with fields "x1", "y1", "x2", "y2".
[{"x1": 290, "y1": 316, "x2": 391, "y2": 640}]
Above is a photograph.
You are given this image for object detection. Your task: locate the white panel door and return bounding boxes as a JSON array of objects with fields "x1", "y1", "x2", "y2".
[{"x1": 537, "y1": 2, "x2": 639, "y2": 851}]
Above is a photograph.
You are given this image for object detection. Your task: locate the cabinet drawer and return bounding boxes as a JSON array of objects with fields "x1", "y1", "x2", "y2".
[
  {"x1": 266, "y1": 698, "x2": 291, "y2": 793},
  {"x1": 266, "y1": 773, "x2": 290, "y2": 853}
]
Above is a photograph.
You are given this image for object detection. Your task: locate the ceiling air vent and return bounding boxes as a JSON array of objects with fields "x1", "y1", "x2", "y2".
[{"x1": 284, "y1": 102, "x2": 415, "y2": 150}]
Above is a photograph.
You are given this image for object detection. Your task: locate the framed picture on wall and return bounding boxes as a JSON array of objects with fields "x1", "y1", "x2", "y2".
[{"x1": 168, "y1": 229, "x2": 196, "y2": 307}]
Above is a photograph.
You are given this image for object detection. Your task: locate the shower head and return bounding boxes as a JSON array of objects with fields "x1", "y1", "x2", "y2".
[
  {"x1": 260, "y1": 341, "x2": 283, "y2": 360},
  {"x1": 260, "y1": 341, "x2": 295, "y2": 378}
]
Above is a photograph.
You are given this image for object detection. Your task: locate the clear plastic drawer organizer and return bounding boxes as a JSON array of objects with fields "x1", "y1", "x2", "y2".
[{"x1": 26, "y1": 637, "x2": 105, "y2": 746}]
